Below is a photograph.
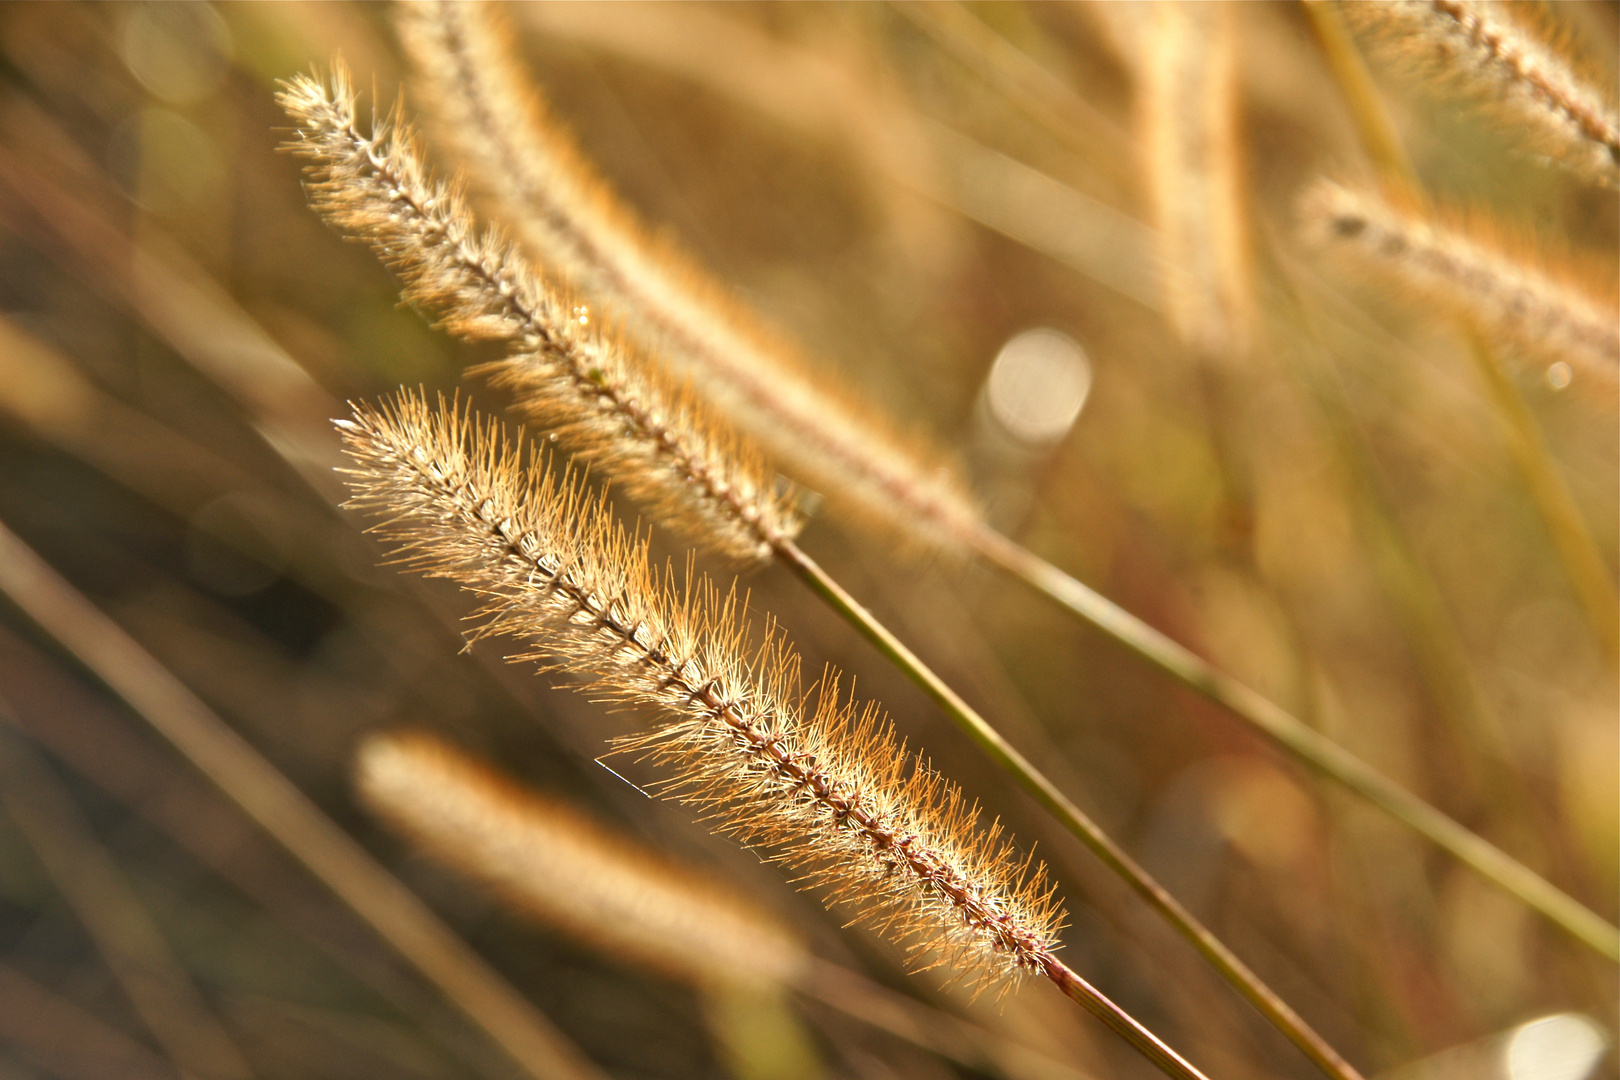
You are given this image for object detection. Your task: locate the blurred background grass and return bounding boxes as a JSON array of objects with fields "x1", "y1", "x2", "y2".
[{"x1": 0, "y1": 2, "x2": 1613, "y2": 1079}]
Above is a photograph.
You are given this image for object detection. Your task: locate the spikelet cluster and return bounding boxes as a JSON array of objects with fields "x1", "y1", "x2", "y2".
[
  {"x1": 396, "y1": 0, "x2": 985, "y2": 557},
  {"x1": 1346, "y1": 0, "x2": 1620, "y2": 187},
  {"x1": 1141, "y1": 0, "x2": 1253, "y2": 362},
  {"x1": 356, "y1": 732, "x2": 808, "y2": 989},
  {"x1": 335, "y1": 391, "x2": 1066, "y2": 992},
  {"x1": 1301, "y1": 180, "x2": 1619, "y2": 390},
  {"x1": 277, "y1": 66, "x2": 800, "y2": 566}
]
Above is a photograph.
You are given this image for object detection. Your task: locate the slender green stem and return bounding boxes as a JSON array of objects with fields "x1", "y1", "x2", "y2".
[
  {"x1": 1304, "y1": 0, "x2": 1619, "y2": 669},
  {"x1": 776, "y1": 540, "x2": 1362, "y2": 1080},
  {"x1": 1464, "y1": 331, "x2": 1620, "y2": 664},
  {"x1": 1041, "y1": 957, "x2": 1212, "y2": 1080},
  {"x1": 967, "y1": 524, "x2": 1620, "y2": 962},
  {"x1": 1300, "y1": 0, "x2": 1416, "y2": 191}
]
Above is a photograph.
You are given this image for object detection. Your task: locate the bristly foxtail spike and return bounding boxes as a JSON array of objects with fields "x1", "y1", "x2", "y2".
[
  {"x1": 1345, "y1": 0, "x2": 1620, "y2": 188},
  {"x1": 336, "y1": 389, "x2": 1067, "y2": 994},
  {"x1": 395, "y1": 0, "x2": 985, "y2": 559},
  {"x1": 278, "y1": 67, "x2": 803, "y2": 568},
  {"x1": 1300, "y1": 179, "x2": 1619, "y2": 393}
]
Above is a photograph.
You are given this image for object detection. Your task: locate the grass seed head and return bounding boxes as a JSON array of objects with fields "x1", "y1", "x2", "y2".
[
  {"x1": 279, "y1": 65, "x2": 802, "y2": 567},
  {"x1": 337, "y1": 390, "x2": 1066, "y2": 994}
]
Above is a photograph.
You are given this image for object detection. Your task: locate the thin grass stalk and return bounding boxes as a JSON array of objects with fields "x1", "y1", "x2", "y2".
[
  {"x1": 968, "y1": 525, "x2": 1620, "y2": 962},
  {"x1": 0, "y1": 517, "x2": 607, "y2": 1080},
  {"x1": 0, "y1": 719, "x2": 254, "y2": 1080},
  {"x1": 335, "y1": 391, "x2": 1211, "y2": 1080},
  {"x1": 1301, "y1": 0, "x2": 1418, "y2": 193},
  {"x1": 1304, "y1": 23, "x2": 1620, "y2": 666},
  {"x1": 778, "y1": 539, "x2": 1365, "y2": 1080},
  {"x1": 1141, "y1": 0, "x2": 1254, "y2": 362},
  {"x1": 1463, "y1": 328, "x2": 1620, "y2": 663}
]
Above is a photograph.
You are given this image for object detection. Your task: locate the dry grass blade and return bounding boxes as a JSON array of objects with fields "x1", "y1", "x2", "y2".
[
  {"x1": 1345, "y1": 0, "x2": 1620, "y2": 187},
  {"x1": 0, "y1": 960, "x2": 185, "y2": 1080},
  {"x1": 277, "y1": 64, "x2": 801, "y2": 567},
  {"x1": 0, "y1": 517, "x2": 606, "y2": 1080},
  {"x1": 396, "y1": 0, "x2": 983, "y2": 556},
  {"x1": 0, "y1": 719, "x2": 254, "y2": 1080}
]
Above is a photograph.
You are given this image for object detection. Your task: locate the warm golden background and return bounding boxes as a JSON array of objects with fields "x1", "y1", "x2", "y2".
[{"x1": 0, "y1": 3, "x2": 1614, "y2": 1079}]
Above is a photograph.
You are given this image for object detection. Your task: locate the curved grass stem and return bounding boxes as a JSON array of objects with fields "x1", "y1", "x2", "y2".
[
  {"x1": 776, "y1": 540, "x2": 1362, "y2": 1080},
  {"x1": 1307, "y1": 0, "x2": 1619, "y2": 668},
  {"x1": 967, "y1": 526, "x2": 1620, "y2": 963}
]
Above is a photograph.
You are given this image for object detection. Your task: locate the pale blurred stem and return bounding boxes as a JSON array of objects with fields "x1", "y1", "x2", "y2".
[
  {"x1": 1464, "y1": 331, "x2": 1620, "y2": 663},
  {"x1": 968, "y1": 525, "x2": 1620, "y2": 962},
  {"x1": 0, "y1": 518, "x2": 609, "y2": 1080},
  {"x1": 1306, "y1": 0, "x2": 1620, "y2": 669},
  {"x1": 777, "y1": 539, "x2": 1361, "y2": 1080},
  {"x1": 1301, "y1": 0, "x2": 1416, "y2": 190}
]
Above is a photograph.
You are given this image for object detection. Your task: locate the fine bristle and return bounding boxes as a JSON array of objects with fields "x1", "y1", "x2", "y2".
[
  {"x1": 277, "y1": 66, "x2": 801, "y2": 566},
  {"x1": 1301, "y1": 180, "x2": 1619, "y2": 391},
  {"x1": 355, "y1": 732, "x2": 809, "y2": 989},
  {"x1": 1346, "y1": 0, "x2": 1620, "y2": 187},
  {"x1": 396, "y1": 0, "x2": 985, "y2": 557},
  {"x1": 1141, "y1": 1, "x2": 1253, "y2": 362},
  {"x1": 336, "y1": 391, "x2": 1066, "y2": 993}
]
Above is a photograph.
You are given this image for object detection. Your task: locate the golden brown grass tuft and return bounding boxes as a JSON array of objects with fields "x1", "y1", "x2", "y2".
[
  {"x1": 395, "y1": 0, "x2": 984, "y2": 556},
  {"x1": 1300, "y1": 179, "x2": 1619, "y2": 391},
  {"x1": 1345, "y1": 0, "x2": 1620, "y2": 187},
  {"x1": 277, "y1": 66, "x2": 801, "y2": 566},
  {"x1": 335, "y1": 390, "x2": 1066, "y2": 993},
  {"x1": 356, "y1": 731, "x2": 809, "y2": 990}
]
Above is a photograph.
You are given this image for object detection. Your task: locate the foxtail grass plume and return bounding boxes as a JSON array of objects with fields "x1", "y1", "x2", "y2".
[
  {"x1": 1141, "y1": 0, "x2": 1254, "y2": 361},
  {"x1": 1301, "y1": 180, "x2": 1619, "y2": 391},
  {"x1": 278, "y1": 66, "x2": 801, "y2": 566},
  {"x1": 356, "y1": 731, "x2": 808, "y2": 989},
  {"x1": 1345, "y1": 0, "x2": 1620, "y2": 187},
  {"x1": 336, "y1": 391, "x2": 1066, "y2": 993},
  {"x1": 396, "y1": 0, "x2": 984, "y2": 556}
]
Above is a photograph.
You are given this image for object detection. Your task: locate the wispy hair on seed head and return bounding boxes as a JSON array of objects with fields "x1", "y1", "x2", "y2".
[
  {"x1": 395, "y1": 0, "x2": 984, "y2": 557},
  {"x1": 1301, "y1": 179, "x2": 1619, "y2": 392},
  {"x1": 356, "y1": 731, "x2": 809, "y2": 989},
  {"x1": 1345, "y1": 0, "x2": 1620, "y2": 187},
  {"x1": 278, "y1": 64, "x2": 801, "y2": 567},
  {"x1": 336, "y1": 390, "x2": 1065, "y2": 994}
]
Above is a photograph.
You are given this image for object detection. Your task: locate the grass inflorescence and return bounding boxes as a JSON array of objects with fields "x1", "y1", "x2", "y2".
[{"x1": 336, "y1": 390, "x2": 1067, "y2": 994}]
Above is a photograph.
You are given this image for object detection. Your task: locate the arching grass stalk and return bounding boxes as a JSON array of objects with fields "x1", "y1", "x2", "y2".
[
  {"x1": 777, "y1": 539, "x2": 1365, "y2": 1080},
  {"x1": 967, "y1": 524, "x2": 1620, "y2": 963},
  {"x1": 1305, "y1": 0, "x2": 1619, "y2": 671}
]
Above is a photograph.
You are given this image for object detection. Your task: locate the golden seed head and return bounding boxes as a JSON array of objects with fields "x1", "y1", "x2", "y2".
[
  {"x1": 279, "y1": 66, "x2": 803, "y2": 567},
  {"x1": 356, "y1": 731, "x2": 809, "y2": 989},
  {"x1": 337, "y1": 390, "x2": 1066, "y2": 993},
  {"x1": 395, "y1": 0, "x2": 986, "y2": 558}
]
